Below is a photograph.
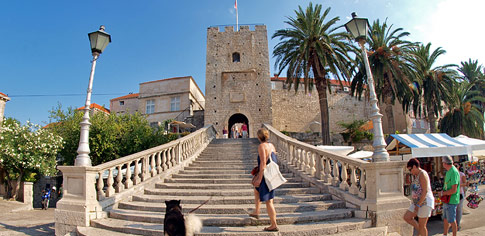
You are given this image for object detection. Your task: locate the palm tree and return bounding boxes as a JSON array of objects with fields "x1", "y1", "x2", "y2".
[
  {"x1": 457, "y1": 59, "x2": 485, "y2": 138},
  {"x1": 407, "y1": 43, "x2": 456, "y2": 132},
  {"x1": 272, "y1": 3, "x2": 353, "y2": 145},
  {"x1": 439, "y1": 80, "x2": 485, "y2": 138},
  {"x1": 350, "y1": 19, "x2": 414, "y2": 134}
]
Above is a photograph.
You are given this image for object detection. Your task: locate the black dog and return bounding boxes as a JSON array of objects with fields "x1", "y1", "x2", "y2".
[
  {"x1": 164, "y1": 200, "x2": 202, "y2": 236},
  {"x1": 164, "y1": 200, "x2": 186, "y2": 236}
]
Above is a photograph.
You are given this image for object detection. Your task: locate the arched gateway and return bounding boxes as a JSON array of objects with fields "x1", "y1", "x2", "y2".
[{"x1": 228, "y1": 113, "x2": 249, "y2": 138}]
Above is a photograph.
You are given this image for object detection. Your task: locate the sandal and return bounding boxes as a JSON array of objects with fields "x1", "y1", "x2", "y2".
[
  {"x1": 263, "y1": 227, "x2": 279, "y2": 232},
  {"x1": 249, "y1": 213, "x2": 260, "y2": 219}
]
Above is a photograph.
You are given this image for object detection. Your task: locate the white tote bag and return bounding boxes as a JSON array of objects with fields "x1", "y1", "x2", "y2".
[{"x1": 263, "y1": 154, "x2": 287, "y2": 191}]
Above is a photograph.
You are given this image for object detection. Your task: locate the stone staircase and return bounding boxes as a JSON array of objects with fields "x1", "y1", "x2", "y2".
[{"x1": 78, "y1": 138, "x2": 386, "y2": 235}]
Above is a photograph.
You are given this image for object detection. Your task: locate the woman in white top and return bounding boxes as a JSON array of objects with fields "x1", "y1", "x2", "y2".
[{"x1": 403, "y1": 158, "x2": 434, "y2": 236}]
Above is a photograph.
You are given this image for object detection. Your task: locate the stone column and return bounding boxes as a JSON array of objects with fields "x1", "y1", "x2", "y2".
[
  {"x1": 361, "y1": 161, "x2": 412, "y2": 235},
  {"x1": 55, "y1": 166, "x2": 103, "y2": 236},
  {"x1": 22, "y1": 182, "x2": 34, "y2": 210}
]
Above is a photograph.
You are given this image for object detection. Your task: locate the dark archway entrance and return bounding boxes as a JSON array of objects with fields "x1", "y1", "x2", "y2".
[{"x1": 228, "y1": 113, "x2": 249, "y2": 138}]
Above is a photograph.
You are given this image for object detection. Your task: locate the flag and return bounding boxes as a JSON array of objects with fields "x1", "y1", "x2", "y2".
[{"x1": 234, "y1": 0, "x2": 237, "y2": 10}]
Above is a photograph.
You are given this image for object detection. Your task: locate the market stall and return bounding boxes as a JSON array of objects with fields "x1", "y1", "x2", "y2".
[{"x1": 387, "y1": 133, "x2": 472, "y2": 216}]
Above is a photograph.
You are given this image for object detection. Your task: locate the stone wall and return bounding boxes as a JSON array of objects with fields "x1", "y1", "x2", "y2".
[
  {"x1": 205, "y1": 25, "x2": 272, "y2": 138},
  {"x1": 271, "y1": 87, "x2": 371, "y2": 135}
]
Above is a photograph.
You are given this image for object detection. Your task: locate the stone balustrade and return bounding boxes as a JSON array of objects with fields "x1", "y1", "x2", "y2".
[
  {"x1": 263, "y1": 124, "x2": 412, "y2": 235},
  {"x1": 55, "y1": 125, "x2": 216, "y2": 236},
  {"x1": 263, "y1": 124, "x2": 368, "y2": 200}
]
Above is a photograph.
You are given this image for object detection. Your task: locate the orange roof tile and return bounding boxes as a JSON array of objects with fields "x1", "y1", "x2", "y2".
[
  {"x1": 110, "y1": 93, "x2": 139, "y2": 102},
  {"x1": 77, "y1": 103, "x2": 110, "y2": 114}
]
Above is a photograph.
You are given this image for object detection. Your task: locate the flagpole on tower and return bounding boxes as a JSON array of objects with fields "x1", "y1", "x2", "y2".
[{"x1": 235, "y1": 0, "x2": 238, "y2": 31}]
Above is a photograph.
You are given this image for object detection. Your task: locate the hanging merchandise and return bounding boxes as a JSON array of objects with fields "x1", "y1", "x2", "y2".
[{"x1": 466, "y1": 191, "x2": 483, "y2": 209}]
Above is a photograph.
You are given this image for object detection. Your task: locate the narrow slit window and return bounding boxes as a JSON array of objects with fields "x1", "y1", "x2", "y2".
[{"x1": 232, "y1": 52, "x2": 240, "y2": 62}]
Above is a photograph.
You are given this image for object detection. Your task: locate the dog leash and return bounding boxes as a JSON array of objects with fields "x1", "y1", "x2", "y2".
[{"x1": 188, "y1": 196, "x2": 212, "y2": 213}]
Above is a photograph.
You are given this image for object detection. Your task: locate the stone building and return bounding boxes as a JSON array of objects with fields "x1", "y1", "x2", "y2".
[
  {"x1": 110, "y1": 76, "x2": 205, "y2": 129},
  {"x1": 0, "y1": 92, "x2": 10, "y2": 126},
  {"x1": 204, "y1": 25, "x2": 272, "y2": 138},
  {"x1": 109, "y1": 93, "x2": 139, "y2": 115}
]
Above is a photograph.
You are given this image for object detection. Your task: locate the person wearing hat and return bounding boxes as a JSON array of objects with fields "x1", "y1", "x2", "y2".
[{"x1": 440, "y1": 155, "x2": 460, "y2": 236}]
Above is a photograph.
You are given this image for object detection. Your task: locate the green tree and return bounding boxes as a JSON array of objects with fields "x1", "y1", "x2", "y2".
[
  {"x1": 439, "y1": 81, "x2": 485, "y2": 138},
  {"x1": 272, "y1": 3, "x2": 353, "y2": 144},
  {"x1": 350, "y1": 19, "x2": 414, "y2": 133},
  {"x1": 407, "y1": 43, "x2": 457, "y2": 132},
  {"x1": 48, "y1": 104, "x2": 177, "y2": 166},
  {"x1": 0, "y1": 118, "x2": 63, "y2": 199}
]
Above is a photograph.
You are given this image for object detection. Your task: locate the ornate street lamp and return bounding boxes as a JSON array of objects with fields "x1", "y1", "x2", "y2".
[
  {"x1": 75, "y1": 26, "x2": 111, "y2": 166},
  {"x1": 345, "y1": 13, "x2": 389, "y2": 162}
]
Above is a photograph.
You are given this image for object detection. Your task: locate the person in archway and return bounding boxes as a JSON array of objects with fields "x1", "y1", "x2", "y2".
[
  {"x1": 222, "y1": 126, "x2": 228, "y2": 139},
  {"x1": 241, "y1": 122, "x2": 248, "y2": 138},
  {"x1": 250, "y1": 128, "x2": 279, "y2": 232}
]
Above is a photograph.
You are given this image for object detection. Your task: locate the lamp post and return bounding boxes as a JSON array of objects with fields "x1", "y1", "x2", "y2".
[
  {"x1": 345, "y1": 13, "x2": 389, "y2": 162},
  {"x1": 75, "y1": 25, "x2": 111, "y2": 166}
]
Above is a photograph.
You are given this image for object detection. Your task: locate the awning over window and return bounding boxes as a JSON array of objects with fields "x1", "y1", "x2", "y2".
[{"x1": 390, "y1": 133, "x2": 472, "y2": 158}]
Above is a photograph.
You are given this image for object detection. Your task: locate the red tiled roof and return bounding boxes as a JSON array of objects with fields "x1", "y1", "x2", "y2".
[
  {"x1": 110, "y1": 93, "x2": 139, "y2": 102},
  {"x1": 270, "y1": 76, "x2": 351, "y2": 87},
  {"x1": 77, "y1": 103, "x2": 110, "y2": 114},
  {"x1": 0, "y1": 92, "x2": 7, "y2": 97},
  {"x1": 140, "y1": 76, "x2": 192, "y2": 85}
]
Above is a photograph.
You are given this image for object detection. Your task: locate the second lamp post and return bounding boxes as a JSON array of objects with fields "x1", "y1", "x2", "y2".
[{"x1": 345, "y1": 13, "x2": 389, "y2": 162}]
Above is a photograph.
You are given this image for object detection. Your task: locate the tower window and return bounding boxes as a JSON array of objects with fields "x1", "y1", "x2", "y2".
[{"x1": 232, "y1": 52, "x2": 240, "y2": 62}]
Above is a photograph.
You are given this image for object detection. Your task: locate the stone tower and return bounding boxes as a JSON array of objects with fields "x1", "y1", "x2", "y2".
[{"x1": 205, "y1": 25, "x2": 272, "y2": 138}]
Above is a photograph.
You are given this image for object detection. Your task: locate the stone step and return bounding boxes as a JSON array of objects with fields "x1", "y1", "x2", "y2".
[
  {"x1": 184, "y1": 166, "x2": 252, "y2": 171},
  {"x1": 118, "y1": 200, "x2": 345, "y2": 214},
  {"x1": 107, "y1": 208, "x2": 354, "y2": 226},
  {"x1": 90, "y1": 216, "x2": 371, "y2": 236},
  {"x1": 164, "y1": 178, "x2": 304, "y2": 184},
  {"x1": 186, "y1": 163, "x2": 257, "y2": 168},
  {"x1": 144, "y1": 187, "x2": 321, "y2": 196},
  {"x1": 132, "y1": 193, "x2": 332, "y2": 205},
  {"x1": 191, "y1": 160, "x2": 257, "y2": 164},
  {"x1": 170, "y1": 173, "x2": 294, "y2": 179},
  {"x1": 154, "y1": 182, "x2": 306, "y2": 190},
  {"x1": 179, "y1": 169, "x2": 253, "y2": 174}
]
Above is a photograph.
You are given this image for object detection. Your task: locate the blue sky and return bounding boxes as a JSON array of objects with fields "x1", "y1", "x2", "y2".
[{"x1": 2, "y1": 0, "x2": 483, "y2": 125}]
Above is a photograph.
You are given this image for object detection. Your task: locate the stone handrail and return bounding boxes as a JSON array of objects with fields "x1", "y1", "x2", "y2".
[
  {"x1": 93, "y1": 125, "x2": 217, "y2": 201},
  {"x1": 263, "y1": 124, "x2": 369, "y2": 200},
  {"x1": 55, "y1": 125, "x2": 217, "y2": 235}
]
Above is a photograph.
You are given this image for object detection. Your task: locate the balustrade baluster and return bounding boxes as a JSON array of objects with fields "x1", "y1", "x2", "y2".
[
  {"x1": 349, "y1": 165, "x2": 359, "y2": 195},
  {"x1": 125, "y1": 161, "x2": 133, "y2": 188},
  {"x1": 332, "y1": 160, "x2": 340, "y2": 186},
  {"x1": 115, "y1": 165, "x2": 123, "y2": 193},
  {"x1": 97, "y1": 171, "x2": 105, "y2": 200},
  {"x1": 162, "y1": 150, "x2": 168, "y2": 171},
  {"x1": 106, "y1": 168, "x2": 115, "y2": 197},
  {"x1": 297, "y1": 149, "x2": 303, "y2": 170},
  {"x1": 309, "y1": 152, "x2": 316, "y2": 176},
  {"x1": 317, "y1": 155, "x2": 324, "y2": 179},
  {"x1": 133, "y1": 159, "x2": 141, "y2": 185},
  {"x1": 289, "y1": 145, "x2": 294, "y2": 166},
  {"x1": 324, "y1": 158, "x2": 332, "y2": 183},
  {"x1": 156, "y1": 152, "x2": 162, "y2": 174},
  {"x1": 141, "y1": 156, "x2": 147, "y2": 182},
  {"x1": 359, "y1": 168, "x2": 366, "y2": 198},
  {"x1": 151, "y1": 153, "x2": 156, "y2": 177},
  {"x1": 339, "y1": 163, "x2": 349, "y2": 190},
  {"x1": 171, "y1": 147, "x2": 177, "y2": 167}
]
